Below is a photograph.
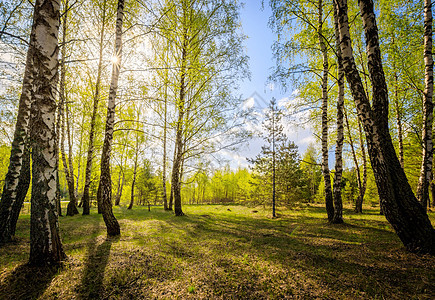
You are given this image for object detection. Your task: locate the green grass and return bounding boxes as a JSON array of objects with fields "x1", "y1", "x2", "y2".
[{"x1": 1, "y1": 204, "x2": 435, "y2": 299}]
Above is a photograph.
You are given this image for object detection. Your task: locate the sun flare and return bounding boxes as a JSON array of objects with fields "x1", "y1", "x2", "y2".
[{"x1": 111, "y1": 55, "x2": 119, "y2": 64}]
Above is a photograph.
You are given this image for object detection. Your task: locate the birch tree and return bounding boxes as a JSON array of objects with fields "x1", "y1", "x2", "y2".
[
  {"x1": 269, "y1": 0, "x2": 348, "y2": 222},
  {"x1": 0, "y1": 11, "x2": 33, "y2": 244},
  {"x1": 335, "y1": 0, "x2": 435, "y2": 254},
  {"x1": 154, "y1": 0, "x2": 248, "y2": 216},
  {"x1": 317, "y1": 0, "x2": 334, "y2": 222},
  {"x1": 331, "y1": 0, "x2": 344, "y2": 224},
  {"x1": 82, "y1": 0, "x2": 109, "y2": 216},
  {"x1": 416, "y1": 0, "x2": 434, "y2": 212},
  {"x1": 29, "y1": 0, "x2": 66, "y2": 265},
  {"x1": 58, "y1": 0, "x2": 79, "y2": 217},
  {"x1": 97, "y1": 0, "x2": 125, "y2": 236}
]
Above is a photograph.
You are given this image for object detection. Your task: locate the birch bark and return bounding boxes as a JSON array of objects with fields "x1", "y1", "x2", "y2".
[
  {"x1": 29, "y1": 0, "x2": 66, "y2": 265},
  {"x1": 335, "y1": 0, "x2": 435, "y2": 254},
  {"x1": 416, "y1": 0, "x2": 434, "y2": 212},
  {"x1": 318, "y1": 0, "x2": 334, "y2": 222},
  {"x1": 332, "y1": 3, "x2": 344, "y2": 224},
  {"x1": 97, "y1": 0, "x2": 124, "y2": 236},
  {"x1": 0, "y1": 48, "x2": 33, "y2": 243},
  {"x1": 82, "y1": 0, "x2": 107, "y2": 215}
]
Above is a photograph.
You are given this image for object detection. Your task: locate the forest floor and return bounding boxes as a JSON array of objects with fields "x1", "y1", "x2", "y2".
[{"x1": 0, "y1": 204, "x2": 434, "y2": 299}]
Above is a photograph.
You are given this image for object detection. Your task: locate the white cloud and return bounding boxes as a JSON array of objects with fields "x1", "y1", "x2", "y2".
[
  {"x1": 291, "y1": 89, "x2": 300, "y2": 96},
  {"x1": 242, "y1": 97, "x2": 255, "y2": 110},
  {"x1": 277, "y1": 96, "x2": 290, "y2": 108},
  {"x1": 220, "y1": 149, "x2": 249, "y2": 169}
]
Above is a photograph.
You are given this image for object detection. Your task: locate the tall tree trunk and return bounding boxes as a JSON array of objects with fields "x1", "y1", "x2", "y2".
[
  {"x1": 168, "y1": 147, "x2": 174, "y2": 211},
  {"x1": 0, "y1": 27, "x2": 34, "y2": 244},
  {"x1": 29, "y1": 0, "x2": 66, "y2": 265},
  {"x1": 344, "y1": 106, "x2": 362, "y2": 212},
  {"x1": 335, "y1": 0, "x2": 435, "y2": 254},
  {"x1": 171, "y1": 14, "x2": 189, "y2": 217},
  {"x1": 9, "y1": 142, "x2": 31, "y2": 237},
  {"x1": 318, "y1": 0, "x2": 334, "y2": 222},
  {"x1": 272, "y1": 104, "x2": 277, "y2": 218},
  {"x1": 393, "y1": 71, "x2": 405, "y2": 168},
  {"x1": 82, "y1": 0, "x2": 107, "y2": 216},
  {"x1": 55, "y1": 66, "x2": 62, "y2": 217},
  {"x1": 162, "y1": 72, "x2": 168, "y2": 210},
  {"x1": 351, "y1": 117, "x2": 367, "y2": 213},
  {"x1": 172, "y1": 115, "x2": 185, "y2": 216},
  {"x1": 117, "y1": 172, "x2": 125, "y2": 205},
  {"x1": 115, "y1": 168, "x2": 124, "y2": 206},
  {"x1": 97, "y1": 0, "x2": 124, "y2": 236},
  {"x1": 417, "y1": 0, "x2": 434, "y2": 212},
  {"x1": 128, "y1": 143, "x2": 138, "y2": 210},
  {"x1": 66, "y1": 99, "x2": 76, "y2": 202},
  {"x1": 63, "y1": 110, "x2": 78, "y2": 216},
  {"x1": 76, "y1": 112, "x2": 85, "y2": 206},
  {"x1": 332, "y1": 4, "x2": 344, "y2": 224},
  {"x1": 168, "y1": 130, "x2": 180, "y2": 212},
  {"x1": 114, "y1": 141, "x2": 126, "y2": 206},
  {"x1": 359, "y1": 120, "x2": 367, "y2": 210},
  {"x1": 59, "y1": 2, "x2": 78, "y2": 216}
]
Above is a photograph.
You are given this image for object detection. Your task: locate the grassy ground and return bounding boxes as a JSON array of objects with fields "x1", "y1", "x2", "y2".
[{"x1": 0, "y1": 204, "x2": 434, "y2": 299}]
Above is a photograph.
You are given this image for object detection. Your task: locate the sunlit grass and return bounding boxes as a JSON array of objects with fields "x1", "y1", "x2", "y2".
[{"x1": 0, "y1": 204, "x2": 434, "y2": 299}]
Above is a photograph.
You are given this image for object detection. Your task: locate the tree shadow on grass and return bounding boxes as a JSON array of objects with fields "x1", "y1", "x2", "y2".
[
  {"x1": 159, "y1": 213, "x2": 435, "y2": 299},
  {"x1": 77, "y1": 235, "x2": 116, "y2": 299},
  {"x1": 0, "y1": 263, "x2": 60, "y2": 299}
]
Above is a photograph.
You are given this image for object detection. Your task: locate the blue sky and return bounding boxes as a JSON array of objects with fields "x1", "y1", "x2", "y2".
[
  {"x1": 225, "y1": 0, "x2": 315, "y2": 169},
  {"x1": 239, "y1": 0, "x2": 286, "y2": 104}
]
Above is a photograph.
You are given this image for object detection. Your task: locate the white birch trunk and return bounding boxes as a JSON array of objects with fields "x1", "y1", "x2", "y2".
[
  {"x1": 29, "y1": 0, "x2": 66, "y2": 265},
  {"x1": 417, "y1": 0, "x2": 434, "y2": 211},
  {"x1": 318, "y1": 0, "x2": 334, "y2": 222},
  {"x1": 97, "y1": 0, "x2": 124, "y2": 236}
]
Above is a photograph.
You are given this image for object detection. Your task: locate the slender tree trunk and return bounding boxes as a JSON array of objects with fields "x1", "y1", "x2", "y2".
[
  {"x1": 359, "y1": 120, "x2": 367, "y2": 210},
  {"x1": 115, "y1": 169, "x2": 124, "y2": 206},
  {"x1": 0, "y1": 26, "x2": 34, "y2": 244},
  {"x1": 115, "y1": 169, "x2": 122, "y2": 205},
  {"x1": 66, "y1": 100, "x2": 76, "y2": 201},
  {"x1": 59, "y1": 3, "x2": 78, "y2": 216},
  {"x1": 318, "y1": 0, "x2": 334, "y2": 222},
  {"x1": 332, "y1": 4, "x2": 344, "y2": 224},
  {"x1": 171, "y1": 18, "x2": 189, "y2": 217},
  {"x1": 172, "y1": 130, "x2": 184, "y2": 216},
  {"x1": 62, "y1": 103, "x2": 78, "y2": 217},
  {"x1": 114, "y1": 141, "x2": 126, "y2": 206},
  {"x1": 82, "y1": 0, "x2": 107, "y2": 216},
  {"x1": 9, "y1": 140, "x2": 31, "y2": 235},
  {"x1": 168, "y1": 139, "x2": 178, "y2": 211},
  {"x1": 172, "y1": 75, "x2": 186, "y2": 216},
  {"x1": 344, "y1": 106, "x2": 362, "y2": 212},
  {"x1": 350, "y1": 116, "x2": 367, "y2": 213},
  {"x1": 169, "y1": 178, "x2": 174, "y2": 210},
  {"x1": 394, "y1": 71, "x2": 405, "y2": 168},
  {"x1": 29, "y1": 0, "x2": 66, "y2": 265},
  {"x1": 76, "y1": 113, "x2": 85, "y2": 206},
  {"x1": 335, "y1": 0, "x2": 435, "y2": 254},
  {"x1": 97, "y1": 0, "x2": 124, "y2": 236},
  {"x1": 417, "y1": 0, "x2": 434, "y2": 212},
  {"x1": 128, "y1": 144, "x2": 138, "y2": 210},
  {"x1": 55, "y1": 70, "x2": 62, "y2": 217},
  {"x1": 272, "y1": 107, "x2": 276, "y2": 218},
  {"x1": 162, "y1": 74, "x2": 168, "y2": 210}
]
